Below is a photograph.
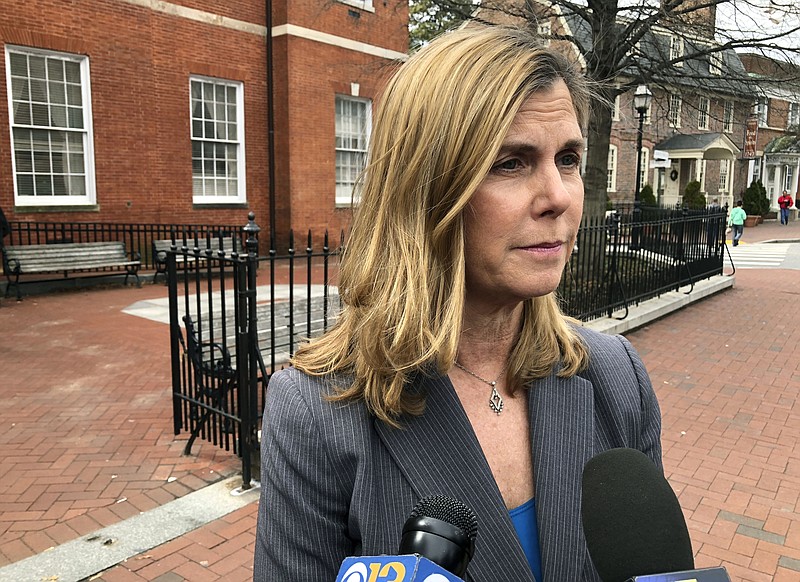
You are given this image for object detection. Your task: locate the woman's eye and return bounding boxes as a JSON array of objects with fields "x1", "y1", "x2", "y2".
[
  {"x1": 559, "y1": 153, "x2": 581, "y2": 168},
  {"x1": 494, "y1": 158, "x2": 521, "y2": 171}
]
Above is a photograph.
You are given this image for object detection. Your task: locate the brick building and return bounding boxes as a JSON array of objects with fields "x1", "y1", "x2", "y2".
[
  {"x1": 738, "y1": 53, "x2": 800, "y2": 206},
  {"x1": 0, "y1": 0, "x2": 408, "y2": 240}
]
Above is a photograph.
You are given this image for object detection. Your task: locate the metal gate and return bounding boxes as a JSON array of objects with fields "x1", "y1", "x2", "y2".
[{"x1": 167, "y1": 214, "x2": 263, "y2": 489}]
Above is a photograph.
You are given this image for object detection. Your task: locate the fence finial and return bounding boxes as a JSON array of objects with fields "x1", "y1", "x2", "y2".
[{"x1": 243, "y1": 212, "x2": 260, "y2": 256}]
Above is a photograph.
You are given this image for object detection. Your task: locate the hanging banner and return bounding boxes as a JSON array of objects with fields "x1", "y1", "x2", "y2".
[{"x1": 742, "y1": 115, "x2": 758, "y2": 159}]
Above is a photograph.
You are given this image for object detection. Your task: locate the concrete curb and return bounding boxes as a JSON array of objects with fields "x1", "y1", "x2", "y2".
[
  {"x1": 582, "y1": 274, "x2": 735, "y2": 335},
  {"x1": 0, "y1": 477, "x2": 260, "y2": 582}
]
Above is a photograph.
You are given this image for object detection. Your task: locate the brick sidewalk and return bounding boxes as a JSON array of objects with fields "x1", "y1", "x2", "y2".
[
  {"x1": 0, "y1": 283, "x2": 243, "y2": 573},
  {"x1": 1, "y1": 246, "x2": 799, "y2": 580}
]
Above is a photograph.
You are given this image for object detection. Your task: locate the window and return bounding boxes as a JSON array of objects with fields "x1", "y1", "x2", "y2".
[
  {"x1": 669, "y1": 36, "x2": 684, "y2": 66},
  {"x1": 709, "y1": 52, "x2": 723, "y2": 76},
  {"x1": 718, "y1": 160, "x2": 729, "y2": 193},
  {"x1": 612, "y1": 91, "x2": 620, "y2": 121},
  {"x1": 788, "y1": 102, "x2": 799, "y2": 129},
  {"x1": 752, "y1": 158, "x2": 761, "y2": 183},
  {"x1": 537, "y1": 23, "x2": 551, "y2": 47},
  {"x1": 638, "y1": 148, "x2": 649, "y2": 190},
  {"x1": 337, "y1": 0, "x2": 374, "y2": 11},
  {"x1": 669, "y1": 94, "x2": 682, "y2": 128},
  {"x1": 786, "y1": 165, "x2": 794, "y2": 192},
  {"x1": 191, "y1": 77, "x2": 245, "y2": 203},
  {"x1": 723, "y1": 101, "x2": 734, "y2": 133},
  {"x1": 607, "y1": 144, "x2": 617, "y2": 192},
  {"x1": 335, "y1": 95, "x2": 371, "y2": 205},
  {"x1": 755, "y1": 98, "x2": 768, "y2": 127},
  {"x1": 698, "y1": 97, "x2": 710, "y2": 130},
  {"x1": 6, "y1": 46, "x2": 95, "y2": 206}
]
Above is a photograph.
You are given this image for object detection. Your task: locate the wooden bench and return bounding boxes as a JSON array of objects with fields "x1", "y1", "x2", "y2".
[
  {"x1": 2, "y1": 241, "x2": 141, "y2": 300},
  {"x1": 152, "y1": 236, "x2": 241, "y2": 284}
]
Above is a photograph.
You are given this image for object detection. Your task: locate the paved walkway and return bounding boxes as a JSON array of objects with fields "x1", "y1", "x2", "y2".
[{"x1": 0, "y1": 220, "x2": 798, "y2": 581}]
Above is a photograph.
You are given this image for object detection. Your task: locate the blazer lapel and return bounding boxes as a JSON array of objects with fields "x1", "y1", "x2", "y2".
[
  {"x1": 528, "y1": 372, "x2": 595, "y2": 582},
  {"x1": 375, "y1": 372, "x2": 535, "y2": 582}
]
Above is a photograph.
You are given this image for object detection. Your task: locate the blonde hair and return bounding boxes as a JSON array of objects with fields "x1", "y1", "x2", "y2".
[{"x1": 293, "y1": 25, "x2": 591, "y2": 425}]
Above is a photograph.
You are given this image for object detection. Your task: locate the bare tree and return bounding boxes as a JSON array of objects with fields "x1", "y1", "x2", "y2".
[{"x1": 408, "y1": 0, "x2": 800, "y2": 219}]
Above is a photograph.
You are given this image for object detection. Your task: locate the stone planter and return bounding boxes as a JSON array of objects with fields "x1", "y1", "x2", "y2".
[{"x1": 744, "y1": 215, "x2": 760, "y2": 227}]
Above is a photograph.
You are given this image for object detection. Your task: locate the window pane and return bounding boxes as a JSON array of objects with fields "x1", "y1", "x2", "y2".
[
  {"x1": 68, "y1": 107, "x2": 84, "y2": 129},
  {"x1": 13, "y1": 101, "x2": 31, "y2": 125},
  {"x1": 69, "y1": 176, "x2": 86, "y2": 196},
  {"x1": 66, "y1": 84, "x2": 82, "y2": 106},
  {"x1": 64, "y1": 61, "x2": 81, "y2": 84},
  {"x1": 9, "y1": 53, "x2": 28, "y2": 76},
  {"x1": 47, "y1": 58, "x2": 65, "y2": 81},
  {"x1": 15, "y1": 149, "x2": 33, "y2": 172},
  {"x1": 53, "y1": 174, "x2": 68, "y2": 196},
  {"x1": 11, "y1": 77, "x2": 30, "y2": 101},
  {"x1": 30, "y1": 79, "x2": 47, "y2": 102},
  {"x1": 36, "y1": 174, "x2": 53, "y2": 196},
  {"x1": 18, "y1": 174, "x2": 34, "y2": 196},
  {"x1": 29, "y1": 56, "x2": 46, "y2": 80}
]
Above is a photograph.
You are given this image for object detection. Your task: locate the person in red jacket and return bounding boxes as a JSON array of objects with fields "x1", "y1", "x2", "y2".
[{"x1": 778, "y1": 190, "x2": 794, "y2": 225}]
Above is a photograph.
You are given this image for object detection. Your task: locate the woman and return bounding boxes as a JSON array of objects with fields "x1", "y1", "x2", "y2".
[{"x1": 254, "y1": 25, "x2": 662, "y2": 582}]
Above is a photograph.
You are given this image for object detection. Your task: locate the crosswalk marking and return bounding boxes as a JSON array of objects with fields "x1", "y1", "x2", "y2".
[{"x1": 725, "y1": 242, "x2": 792, "y2": 269}]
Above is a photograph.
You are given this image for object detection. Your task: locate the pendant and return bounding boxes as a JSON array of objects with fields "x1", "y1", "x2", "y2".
[{"x1": 489, "y1": 385, "x2": 504, "y2": 414}]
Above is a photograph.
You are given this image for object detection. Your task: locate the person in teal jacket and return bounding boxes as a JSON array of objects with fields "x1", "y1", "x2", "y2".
[{"x1": 728, "y1": 200, "x2": 747, "y2": 246}]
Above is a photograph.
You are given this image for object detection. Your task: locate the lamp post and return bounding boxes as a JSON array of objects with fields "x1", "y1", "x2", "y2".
[{"x1": 630, "y1": 84, "x2": 652, "y2": 251}]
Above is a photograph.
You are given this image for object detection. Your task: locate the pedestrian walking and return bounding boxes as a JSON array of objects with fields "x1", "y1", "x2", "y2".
[
  {"x1": 777, "y1": 190, "x2": 793, "y2": 225},
  {"x1": 728, "y1": 200, "x2": 746, "y2": 246}
]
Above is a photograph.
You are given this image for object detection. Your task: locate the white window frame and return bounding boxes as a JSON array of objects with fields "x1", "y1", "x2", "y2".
[
  {"x1": 788, "y1": 102, "x2": 799, "y2": 129},
  {"x1": 639, "y1": 147, "x2": 650, "y2": 190},
  {"x1": 190, "y1": 76, "x2": 246, "y2": 204},
  {"x1": 756, "y1": 98, "x2": 768, "y2": 128},
  {"x1": 669, "y1": 94, "x2": 682, "y2": 128},
  {"x1": 5, "y1": 46, "x2": 97, "y2": 207},
  {"x1": 670, "y1": 36, "x2": 684, "y2": 67},
  {"x1": 607, "y1": 144, "x2": 618, "y2": 193},
  {"x1": 718, "y1": 159, "x2": 729, "y2": 193},
  {"x1": 337, "y1": 0, "x2": 374, "y2": 12},
  {"x1": 723, "y1": 101, "x2": 734, "y2": 133},
  {"x1": 335, "y1": 94, "x2": 372, "y2": 206},
  {"x1": 537, "y1": 23, "x2": 551, "y2": 47},
  {"x1": 785, "y1": 165, "x2": 794, "y2": 192},
  {"x1": 698, "y1": 96, "x2": 710, "y2": 130},
  {"x1": 709, "y1": 52, "x2": 723, "y2": 76}
]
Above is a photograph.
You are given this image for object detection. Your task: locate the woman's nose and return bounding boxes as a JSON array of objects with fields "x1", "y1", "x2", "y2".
[{"x1": 528, "y1": 165, "x2": 576, "y2": 217}]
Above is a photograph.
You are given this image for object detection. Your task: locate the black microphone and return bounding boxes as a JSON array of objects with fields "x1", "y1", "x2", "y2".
[
  {"x1": 398, "y1": 494, "x2": 478, "y2": 578},
  {"x1": 335, "y1": 495, "x2": 477, "y2": 582},
  {"x1": 581, "y1": 448, "x2": 696, "y2": 582}
]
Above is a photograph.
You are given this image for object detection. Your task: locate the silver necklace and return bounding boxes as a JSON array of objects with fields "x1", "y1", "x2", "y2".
[{"x1": 453, "y1": 360, "x2": 508, "y2": 415}]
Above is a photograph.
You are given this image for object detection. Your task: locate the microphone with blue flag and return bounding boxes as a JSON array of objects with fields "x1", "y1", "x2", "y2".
[{"x1": 335, "y1": 495, "x2": 477, "y2": 582}]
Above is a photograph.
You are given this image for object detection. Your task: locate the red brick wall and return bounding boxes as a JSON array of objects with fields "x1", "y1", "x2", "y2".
[{"x1": 0, "y1": 0, "x2": 408, "y2": 241}]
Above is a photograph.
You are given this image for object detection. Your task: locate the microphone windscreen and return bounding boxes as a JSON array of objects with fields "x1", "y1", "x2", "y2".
[
  {"x1": 581, "y1": 448, "x2": 694, "y2": 582},
  {"x1": 399, "y1": 495, "x2": 478, "y2": 577},
  {"x1": 407, "y1": 495, "x2": 479, "y2": 544}
]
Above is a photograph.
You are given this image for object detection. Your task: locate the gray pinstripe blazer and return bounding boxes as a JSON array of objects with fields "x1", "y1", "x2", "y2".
[{"x1": 253, "y1": 327, "x2": 662, "y2": 582}]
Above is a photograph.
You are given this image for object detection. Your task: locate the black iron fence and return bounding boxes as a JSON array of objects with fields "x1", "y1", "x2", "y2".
[
  {"x1": 6, "y1": 207, "x2": 728, "y2": 485},
  {"x1": 166, "y1": 214, "x2": 342, "y2": 487},
  {"x1": 559, "y1": 206, "x2": 728, "y2": 321}
]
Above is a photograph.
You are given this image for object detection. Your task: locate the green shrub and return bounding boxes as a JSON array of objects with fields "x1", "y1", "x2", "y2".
[
  {"x1": 639, "y1": 184, "x2": 656, "y2": 205},
  {"x1": 742, "y1": 179, "x2": 770, "y2": 216},
  {"x1": 682, "y1": 180, "x2": 706, "y2": 209}
]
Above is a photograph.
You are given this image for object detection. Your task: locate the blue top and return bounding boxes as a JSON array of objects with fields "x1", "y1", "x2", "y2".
[{"x1": 509, "y1": 498, "x2": 542, "y2": 581}]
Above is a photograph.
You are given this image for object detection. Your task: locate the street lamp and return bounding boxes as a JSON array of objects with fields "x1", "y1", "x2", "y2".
[{"x1": 631, "y1": 84, "x2": 652, "y2": 251}]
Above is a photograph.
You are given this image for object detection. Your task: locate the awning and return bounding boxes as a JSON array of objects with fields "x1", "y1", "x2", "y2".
[{"x1": 654, "y1": 132, "x2": 740, "y2": 161}]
